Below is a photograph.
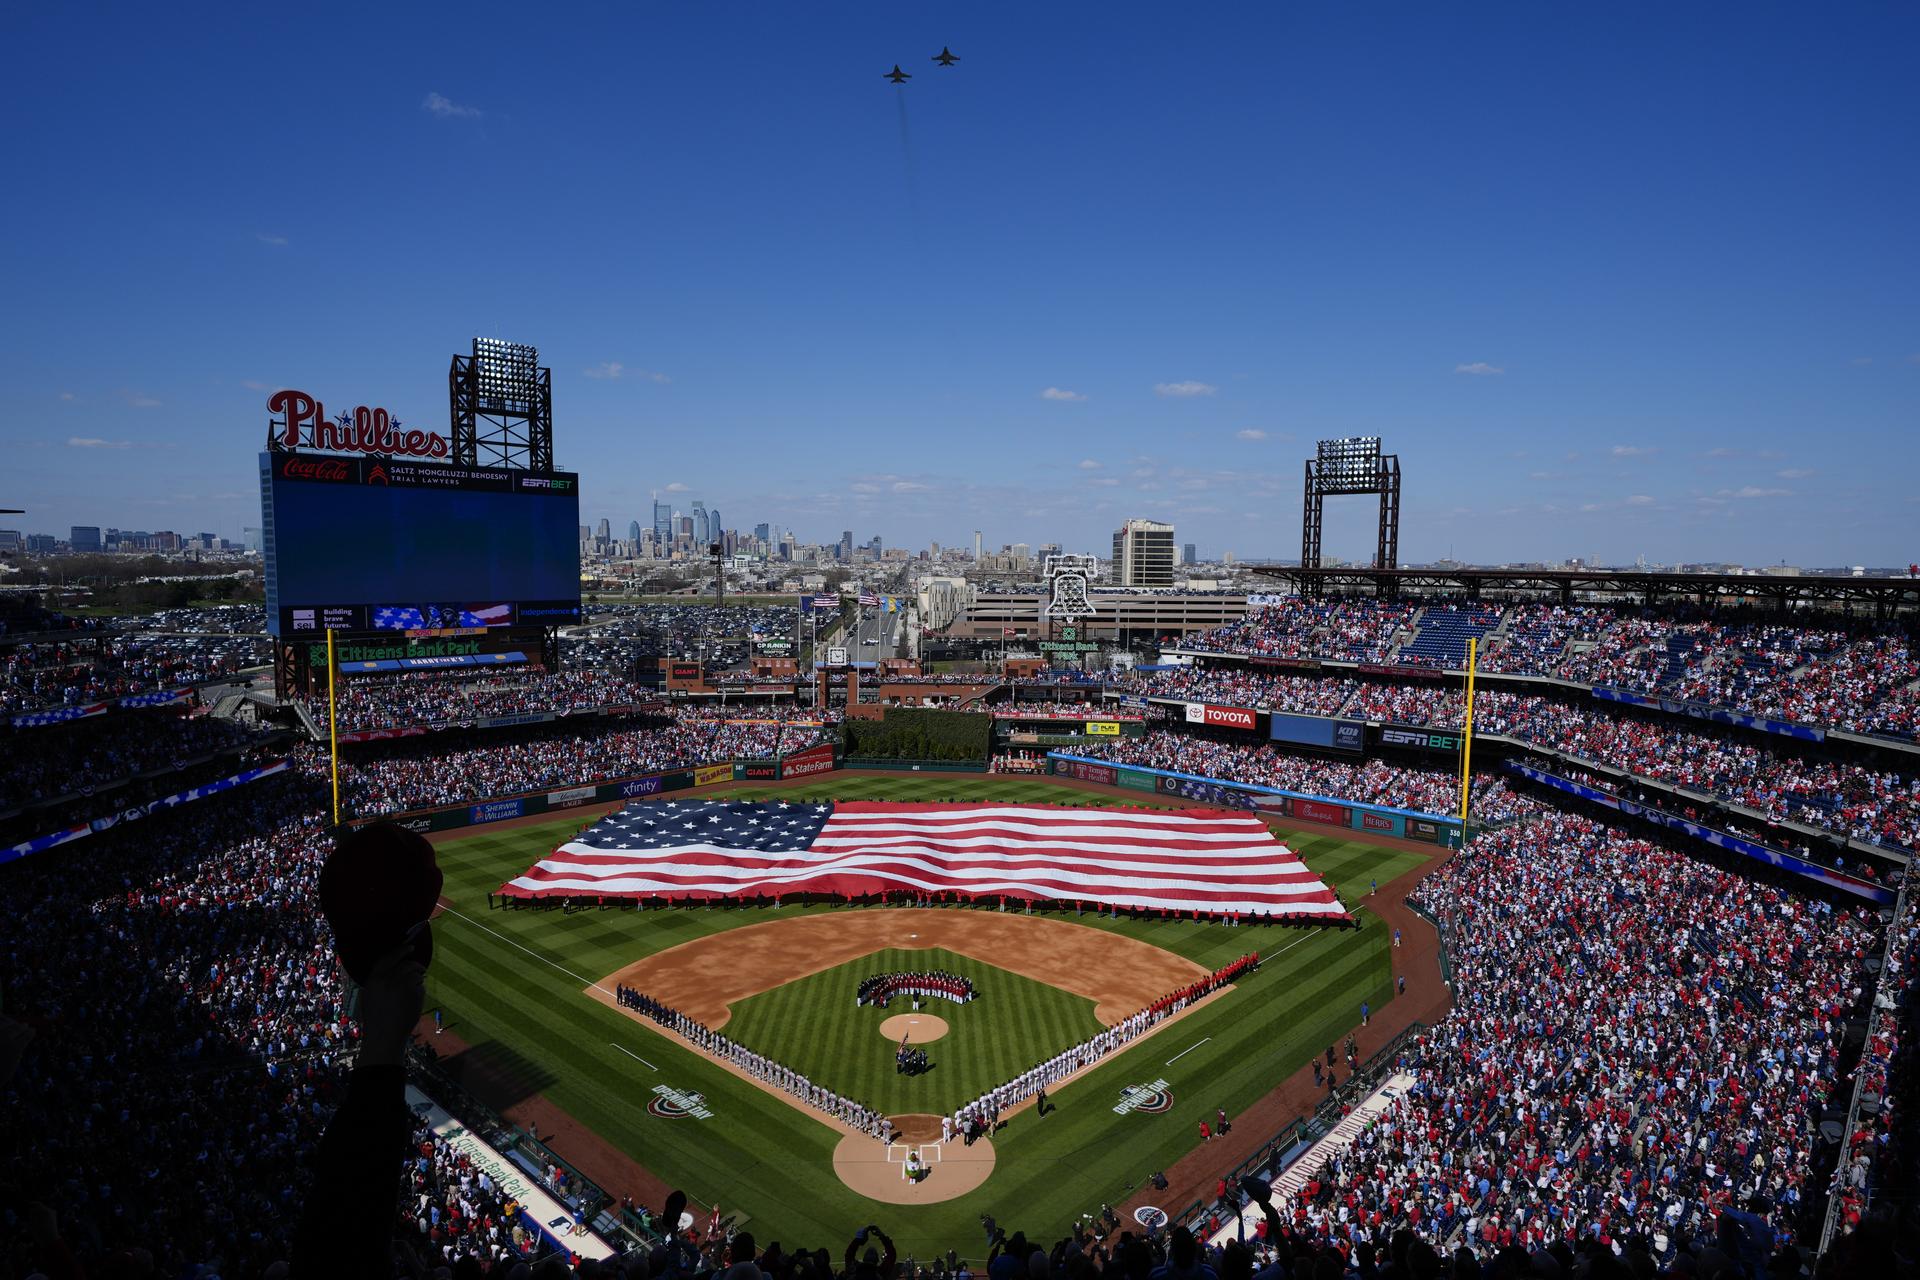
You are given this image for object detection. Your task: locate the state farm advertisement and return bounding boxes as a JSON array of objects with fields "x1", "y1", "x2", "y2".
[
  {"x1": 1183, "y1": 702, "x2": 1257, "y2": 731},
  {"x1": 781, "y1": 743, "x2": 837, "y2": 778}
]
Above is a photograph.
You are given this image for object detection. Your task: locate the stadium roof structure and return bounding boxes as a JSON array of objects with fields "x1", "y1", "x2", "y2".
[{"x1": 1249, "y1": 564, "x2": 1920, "y2": 614}]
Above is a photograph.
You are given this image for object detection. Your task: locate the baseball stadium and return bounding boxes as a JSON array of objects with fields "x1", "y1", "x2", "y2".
[{"x1": 6, "y1": 8, "x2": 1920, "y2": 1280}]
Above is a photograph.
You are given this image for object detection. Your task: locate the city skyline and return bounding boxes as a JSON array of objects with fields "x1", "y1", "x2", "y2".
[{"x1": 3, "y1": 6, "x2": 1915, "y2": 564}]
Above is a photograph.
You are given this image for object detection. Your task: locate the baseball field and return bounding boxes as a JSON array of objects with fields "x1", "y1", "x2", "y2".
[{"x1": 423, "y1": 773, "x2": 1424, "y2": 1255}]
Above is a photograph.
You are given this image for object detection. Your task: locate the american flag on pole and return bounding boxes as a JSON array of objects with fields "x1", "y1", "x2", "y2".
[
  {"x1": 858, "y1": 591, "x2": 880, "y2": 607},
  {"x1": 497, "y1": 801, "x2": 1343, "y2": 917}
]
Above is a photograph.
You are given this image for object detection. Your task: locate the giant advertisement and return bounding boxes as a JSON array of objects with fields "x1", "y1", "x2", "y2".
[
  {"x1": 1053, "y1": 757, "x2": 1118, "y2": 786},
  {"x1": 261, "y1": 451, "x2": 581, "y2": 637}
]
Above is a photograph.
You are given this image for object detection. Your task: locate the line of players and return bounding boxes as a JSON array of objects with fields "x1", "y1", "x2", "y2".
[
  {"x1": 614, "y1": 985, "x2": 897, "y2": 1142},
  {"x1": 856, "y1": 970, "x2": 979, "y2": 1007},
  {"x1": 939, "y1": 953, "x2": 1260, "y2": 1147}
]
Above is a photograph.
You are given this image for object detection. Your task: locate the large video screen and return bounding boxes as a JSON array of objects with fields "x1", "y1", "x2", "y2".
[
  {"x1": 261, "y1": 452, "x2": 581, "y2": 636},
  {"x1": 1269, "y1": 712, "x2": 1365, "y2": 752}
]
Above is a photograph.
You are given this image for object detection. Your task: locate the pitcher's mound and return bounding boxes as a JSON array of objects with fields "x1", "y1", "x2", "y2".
[
  {"x1": 833, "y1": 1131, "x2": 995, "y2": 1204},
  {"x1": 878, "y1": 1013, "x2": 949, "y2": 1043}
]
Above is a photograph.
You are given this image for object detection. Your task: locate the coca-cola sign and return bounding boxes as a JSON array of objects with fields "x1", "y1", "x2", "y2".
[
  {"x1": 278, "y1": 456, "x2": 354, "y2": 483},
  {"x1": 269, "y1": 388, "x2": 449, "y2": 460}
]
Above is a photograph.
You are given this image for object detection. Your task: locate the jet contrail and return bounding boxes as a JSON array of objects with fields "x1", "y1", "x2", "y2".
[{"x1": 895, "y1": 86, "x2": 925, "y2": 253}]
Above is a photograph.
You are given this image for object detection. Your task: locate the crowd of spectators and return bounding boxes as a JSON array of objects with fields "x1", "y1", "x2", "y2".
[
  {"x1": 0, "y1": 631, "x2": 261, "y2": 714},
  {"x1": 1176, "y1": 597, "x2": 1920, "y2": 740},
  {"x1": 1114, "y1": 667, "x2": 1359, "y2": 717},
  {"x1": 563, "y1": 604, "x2": 800, "y2": 668},
  {"x1": 1, "y1": 773, "x2": 353, "y2": 1278},
  {"x1": 312, "y1": 668, "x2": 663, "y2": 733},
  {"x1": 1272, "y1": 811, "x2": 1879, "y2": 1263},
  {"x1": 1182, "y1": 599, "x2": 1419, "y2": 664},
  {"x1": 336, "y1": 710, "x2": 834, "y2": 816},
  {"x1": 0, "y1": 708, "x2": 271, "y2": 810},
  {"x1": 1066, "y1": 729, "x2": 1543, "y2": 821},
  {"x1": 404, "y1": 1114, "x2": 550, "y2": 1271}
]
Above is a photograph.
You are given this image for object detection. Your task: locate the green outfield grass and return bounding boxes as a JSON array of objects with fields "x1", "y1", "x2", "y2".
[
  {"x1": 724, "y1": 947, "x2": 1104, "y2": 1117},
  {"x1": 424, "y1": 772, "x2": 1427, "y2": 1256}
]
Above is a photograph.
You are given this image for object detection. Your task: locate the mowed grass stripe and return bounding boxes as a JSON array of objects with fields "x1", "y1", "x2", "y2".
[{"x1": 426, "y1": 774, "x2": 1427, "y2": 1252}]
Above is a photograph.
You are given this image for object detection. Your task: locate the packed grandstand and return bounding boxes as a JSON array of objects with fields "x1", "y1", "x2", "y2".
[{"x1": 2, "y1": 592, "x2": 1917, "y2": 1278}]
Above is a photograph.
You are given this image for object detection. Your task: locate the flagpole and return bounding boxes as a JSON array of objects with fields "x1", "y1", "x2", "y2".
[{"x1": 327, "y1": 628, "x2": 340, "y2": 826}]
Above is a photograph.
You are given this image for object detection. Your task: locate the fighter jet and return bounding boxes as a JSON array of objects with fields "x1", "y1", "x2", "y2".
[
  {"x1": 932, "y1": 47, "x2": 959, "y2": 66},
  {"x1": 884, "y1": 65, "x2": 911, "y2": 84}
]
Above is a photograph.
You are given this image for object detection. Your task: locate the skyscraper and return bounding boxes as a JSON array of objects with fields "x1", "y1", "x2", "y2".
[
  {"x1": 1183, "y1": 543, "x2": 1198, "y2": 566},
  {"x1": 1111, "y1": 518, "x2": 1175, "y2": 587},
  {"x1": 70, "y1": 526, "x2": 101, "y2": 553},
  {"x1": 973, "y1": 530, "x2": 982, "y2": 562},
  {"x1": 840, "y1": 530, "x2": 854, "y2": 561},
  {"x1": 628, "y1": 520, "x2": 643, "y2": 543},
  {"x1": 693, "y1": 502, "x2": 709, "y2": 546},
  {"x1": 595, "y1": 518, "x2": 611, "y2": 545},
  {"x1": 708, "y1": 507, "x2": 721, "y2": 544},
  {"x1": 653, "y1": 499, "x2": 672, "y2": 544}
]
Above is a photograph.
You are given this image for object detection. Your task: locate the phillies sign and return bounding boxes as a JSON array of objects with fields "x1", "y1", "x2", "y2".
[
  {"x1": 1184, "y1": 702, "x2": 1256, "y2": 731},
  {"x1": 268, "y1": 388, "x2": 450, "y2": 460}
]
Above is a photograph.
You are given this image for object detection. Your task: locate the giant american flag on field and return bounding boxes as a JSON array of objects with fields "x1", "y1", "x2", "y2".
[{"x1": 497, "y1": 801, "x2": 1343, "y2": 917}]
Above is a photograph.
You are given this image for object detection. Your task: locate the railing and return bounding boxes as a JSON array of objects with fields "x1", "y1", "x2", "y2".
[
  {"x1": 1167, "y1": 1020, "x2": 1430, "y2": 1237},
  {"x1": 1818, "y1": 881, "x2": 1913, "y2": 1258},
  {"x1": 1405, "y1": 899, "x2": 1455, "y2": 988},
  {"x1": 405, "y1": 1042, "x2": 645, "y2": 1251}
]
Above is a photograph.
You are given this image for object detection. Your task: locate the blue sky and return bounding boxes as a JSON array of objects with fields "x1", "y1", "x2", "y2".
[{"x1": 3, "y1": 3, "x2": 1915, "y2": 566}]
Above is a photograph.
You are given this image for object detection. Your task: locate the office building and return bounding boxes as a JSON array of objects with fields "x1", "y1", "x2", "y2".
[
  {"x1": 1183, "y1": 543, "x2": 1197, "y2": 566},
  {"x1": 70, "y1": 526, "x2": 102, "y2": 553},
  {"x1": 1111, "y1": 518, "x2": 1175, "y2": 588}
]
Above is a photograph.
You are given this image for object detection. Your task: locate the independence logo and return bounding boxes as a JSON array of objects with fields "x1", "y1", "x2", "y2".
[
  {"x1": 648, "y1": 1085, "x2": 714, "y2": 1120},
  {"x1": 1113, "y1": 1078, "x2": 1174, "y2": 1115}
]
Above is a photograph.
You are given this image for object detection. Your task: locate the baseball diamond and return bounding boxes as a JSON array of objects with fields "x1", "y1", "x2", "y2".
[{"x1": 419, "y1": 772, "x2": 1415, "y2": 1255}]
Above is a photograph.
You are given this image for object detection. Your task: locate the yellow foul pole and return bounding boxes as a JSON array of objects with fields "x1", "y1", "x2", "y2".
[
  {"x1": 327, "y1": 628, "x2": 340, "y2": 826},
  {"x1": 1458, "y1": 636, "x2": 1477, "y2": 824}
]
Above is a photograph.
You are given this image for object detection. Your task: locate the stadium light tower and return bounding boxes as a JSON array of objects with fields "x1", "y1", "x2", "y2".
[
  {"x1": 448, "y1": 337, "x2": 554, "y2": 471},
  {"x1": 1302, "y1": 436, "x2": 1401, "y2": 588}
]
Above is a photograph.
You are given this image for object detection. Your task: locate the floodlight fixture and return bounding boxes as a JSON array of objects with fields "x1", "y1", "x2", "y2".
[
  {"x1": 449, "y1": 337, "x2": 554, "y2": 471},
  {"x1": 1302, "y1": 436, "x2": 1401, "y2": 583}
]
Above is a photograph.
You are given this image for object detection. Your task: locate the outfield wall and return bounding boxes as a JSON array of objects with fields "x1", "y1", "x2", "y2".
[{"x1": 1046, "y1": 752, "x2": 1464, "y2": 847}]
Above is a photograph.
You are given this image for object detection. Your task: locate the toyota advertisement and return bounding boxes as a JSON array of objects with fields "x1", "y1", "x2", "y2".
[{"x1": 1183, "y1": 702, "x2": 1257, "y2": 731}]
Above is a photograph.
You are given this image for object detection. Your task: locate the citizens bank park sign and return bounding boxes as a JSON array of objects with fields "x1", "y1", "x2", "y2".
[{"x1": 266, "y1": 388, "x2": 450, "y2": 460}]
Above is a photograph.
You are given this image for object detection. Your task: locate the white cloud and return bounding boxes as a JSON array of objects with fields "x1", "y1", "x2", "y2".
[
  {"x1": 68, "y1": 436, "x2": 132, "y2": 449},
  {"x1": 1078, "y1": 459, "x2": 1102, "y2": 470},
  {"x1": 584, "y1": 362, "x2": 624, "y2": 380},
  {"x1": 1454, "y1": 362, "x2": 1504, "y2": 376},
  {"x1": 1611, "y1": 445, "x2": 1655, "y2": 458},
  {"x1": 58, "y1": 391, "x2": 75, "y2": 401},
  {"x1": 663, "y1": 481, "x2": 689, "y2": 493},
  {"x1": 1236, "y1": 429, "x2": 1267, "y2": 441},
  {"x1": 1087, "y1": 476, "x2": 1120, "y2": 487},
  {"x1": 1154, "y1": 380, "x2": 1216, "y2": 398},
  {"x1": 1732, "y1": 485, "x2": 1792, "y2": 499},
  {"x1": 1776, "y1": 468, "x2": 1815, "y2": 479},
  {"x1": 891, "y1": 480, "x2": 932, "y2": 493},
  {"x1": 635, "y1": 369, "x2": 671, "y2": 384},
  {"x1": 1625, "y1": 494, "x2": 1655, "y2": 506},
  {"x1": 240, "y1": 380, "x2": 271, "y2": 392},
  {"x1": 423, "y1": 92, "x2": 481, "y2": 120},
  {"x1": 255, "y1": 232, "x2": 288, "y2": 247},
  {"x1": 119, "y1": 390, "x2": 161, "y2": 408},
  {"x1": 1704, "y1": 447, "x2": 1739, "y2": 458},
  {"x1": 849, "y1": 482, "x2": 882, "y2": 494},
  {"x1": 1039, "y1": 387, "x2": 1087, "y2": 402}
]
